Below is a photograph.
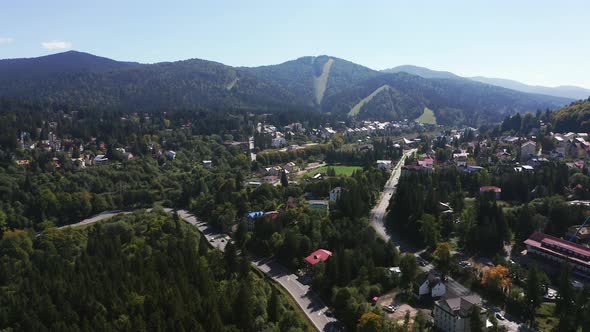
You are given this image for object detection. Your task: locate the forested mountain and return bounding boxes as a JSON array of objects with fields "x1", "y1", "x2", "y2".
[
  {"x1": 322, "y1": 72, "x2": 571, "y2": 125},
  {"x1": 0, "y1": 51, "x2": 573, "y2": 124},
  {"x1": 470, "y1": 76, "x2": 590, "y2": 100},
  {"x1": 383, "y1": 64, "x2": 590, "y2": 100},
  {"x1": 552, "y1": 98, "x2": 590, "y2": 132},
  {"x1": 0, "y1": 50, "x2": 141, "y2": 79}
]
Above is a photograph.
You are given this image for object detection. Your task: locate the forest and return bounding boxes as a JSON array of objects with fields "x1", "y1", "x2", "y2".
[{"x1": 0, "y1": 210, "x2": 311, "y2": 331}]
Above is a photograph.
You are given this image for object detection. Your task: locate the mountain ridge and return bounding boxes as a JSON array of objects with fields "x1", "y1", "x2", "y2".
[
  {"x1": 0, "y1": 51, "x2": 574, "y2": 125},
  {"x1": 382, "y1": 64, "x2": 589, "y2": 100}
]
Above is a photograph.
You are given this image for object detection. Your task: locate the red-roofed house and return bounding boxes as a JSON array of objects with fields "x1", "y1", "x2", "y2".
[
  {"x1": 479, "y1": 186, "x2": 502, "y2": 200},
  {"x1": 418, "y1": 156, "x2": 435, "y2": 168},
  {"x1": 304, "y1": 249, "x2": 332, "y2": 268},
  {"x1": 525, "y1": 231, "x2": 590, "y2": 278}
]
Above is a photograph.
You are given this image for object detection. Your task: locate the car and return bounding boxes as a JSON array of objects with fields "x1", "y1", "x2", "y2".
[
  {"x1": 496, "y1": 313, "x2": 505, "y2": 320},
  {"x1": 459, "y1": 261, "x2": 472, "y2": 268},
  {"x1": 382, "y1": 304, "x2": 396, "y2": 313},
  {"x1": 325, "y1": 310, "x2": 334, "y2": 317}
]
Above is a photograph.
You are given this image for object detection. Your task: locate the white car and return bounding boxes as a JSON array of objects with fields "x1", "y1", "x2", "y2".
[{"x1": 382, "y1": 304, "x2": 396, "y2": 313}]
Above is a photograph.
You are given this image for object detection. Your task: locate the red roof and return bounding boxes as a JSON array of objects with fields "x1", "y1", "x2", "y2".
[
  {"x1": 480, "y1": 186, "x2": 501, "y2": 193},
  {"x1": 525, "y1": 231, "x2": 590, "y2": 263},
  {"x1": 418, "y1": 156, "x2": 434, "y2": 167},
  {"x1": 304, "y1": 249, "x2": 333, "y2": 265}
]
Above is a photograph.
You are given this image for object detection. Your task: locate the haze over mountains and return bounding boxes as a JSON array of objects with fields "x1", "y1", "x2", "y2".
[
  {"x1": 383, "y1": 65, "x2": 590, "y2": 100},
  {"x1": 0, "y1": 51, "x2": 577, "y2": 126}
]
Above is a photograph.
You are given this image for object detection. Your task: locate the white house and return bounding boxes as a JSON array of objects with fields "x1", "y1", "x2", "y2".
[
  {"x1": 414, "y1": 272, "x2": 446, "y2": 299},
  {"x1": 329, "y1": 187, "x2": 342, "y2": 202},
  {"x1": 94, "y1": 155, "x2": 109, "y2": 165},
  {"x1": 202, "y1": 160, "x2": 213, "y2": 168},
  {"x1": 433, "y1": 295, "x2": 489, "y2": 332}
]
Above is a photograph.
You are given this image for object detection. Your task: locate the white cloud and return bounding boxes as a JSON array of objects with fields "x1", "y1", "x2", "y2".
[
  {"x1": 0, "y1": 37, "x2": 14, "y2": 44},
  {"x1": 42, "y1": 40, "x2": 72, "y2": 49}
]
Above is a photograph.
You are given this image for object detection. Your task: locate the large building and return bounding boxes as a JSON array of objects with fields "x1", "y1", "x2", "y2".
[
  {"x1": 524, "y1": 231, "x2": 590, "y2": 279},
  {"x1": 433, "y1": 295, "x2": 488, "y2": 332}
]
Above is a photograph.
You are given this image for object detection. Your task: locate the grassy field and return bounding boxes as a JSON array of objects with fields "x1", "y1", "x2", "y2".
[
  {"x1": 535, "y1": 303, "x2": 557, "y2": 331},
  {"x1": 305, "y1": 165, "x2": 362, "y2": 177},
  {"x1": 416, "y1": 107, "x2": 437, "y2": 125},
  {"x1": 348, "y1": 85, "x2": 390, "y2": 116}
]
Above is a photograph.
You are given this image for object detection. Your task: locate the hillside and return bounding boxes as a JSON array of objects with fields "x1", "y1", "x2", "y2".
[
  {"x1": 553, "y1": 98, "x2": 590, "y2": 132},
  {"x1": 323, "y1": 72, "x2": 571, "y2": 125},
  {"x1": 382, "y1": 64, "x2": 589, "y2": 100},
  {"x1": 0, "y1": 210, "x2": 310, "y2": 331},
  {"x1": 470, "y1": 76, "x2": 590, "y2": 100}
]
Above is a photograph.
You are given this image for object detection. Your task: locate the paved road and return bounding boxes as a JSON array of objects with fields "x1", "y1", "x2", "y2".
[
  {"x1": 368, "y1": 150, "x2": 521, "y2": 331},
  {"x1": 369, "y1": 149, "x2": 415, "y2": 240},
  {"x1": 57, "y1": 208, "x2": 338, "y2": 332}
]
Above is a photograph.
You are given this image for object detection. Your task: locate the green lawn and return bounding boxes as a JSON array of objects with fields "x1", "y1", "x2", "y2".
[
  {"x1": 304, "y1": 165, "x2": 362, "y2": 177},
  {"x1": 535, "y1": 303, "x2": 558, "y2": 332},
  {"x1": 415, "y1": 107, "x2": 437, "y2": 125}
]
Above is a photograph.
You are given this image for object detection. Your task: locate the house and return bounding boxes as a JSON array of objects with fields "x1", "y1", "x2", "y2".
[
  {"x1": 164, "y1": 150, "x2": 177, "y2": 160},
  {"x1": 271, "y1": 136, "x2": 287, "y2": 148},
  {"x1": 413, "y1": 272, "x2": 446, "y2": 299},
  {"x1": 262, "y1": 175, "x2": 279, "y2": 185},
  {"x1": 479, "y1": 186, "x2": 501, "y2": 200},
  {"x1": 284, "y1": 162, "x2": 298, "y2": 172},
  {"x1": 521, "y1": 141, "x2": 536, "y2": 161},
  {"x1": 433, "y1": 295, "x2": 488, "y2": 332},
  {"x1": 94, "y1": 155, "x2": 109, "y2": 165},
  {"x1": 376, "y1": 160, "x2": 393, "y2": 170},
  {"x1": 524, "y1": 231, "x2": 590, "y2": 278},
  {"x1": 202, "y1": 160, "x2": 213, "y2": 168},
  {"x1": 244, "y1": 211, "x2": 265, "y2": 231},
  {"x1": 329, "y1": 187, "x2": 342, "y2": 202},
  {"x1": 304, "y1": 249, "x2": 332, "y2": 269},
  {"x1": 418, "y1": 156, "x2": 435, "y2": 168},
  {"x1": 389, "y1": 267, "x2": 402, "y2": 277}
]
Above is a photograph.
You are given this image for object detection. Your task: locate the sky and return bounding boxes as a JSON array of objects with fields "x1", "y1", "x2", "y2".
[{"x1": 1, "y1": 0, "x2": 589, "y2": 88}]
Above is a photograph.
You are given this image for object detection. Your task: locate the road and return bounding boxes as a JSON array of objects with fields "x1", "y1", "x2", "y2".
[
  {"x1": 370, "y1": 149, "x2": 415, "y2": 241},
  {"x1": 54, "y1": 208, "x2": 338, "y2": 332},
  {"x1": 368, "y1": 150, "x2": 521, "y2": 331}
]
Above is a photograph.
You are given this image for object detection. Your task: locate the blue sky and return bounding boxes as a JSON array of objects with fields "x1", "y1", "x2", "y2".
[{"x1": 1, "y1": 0, "x2": 589, "y2": 88}]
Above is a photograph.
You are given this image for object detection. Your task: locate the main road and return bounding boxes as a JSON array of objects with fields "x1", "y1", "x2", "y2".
[
  {"x1": 369, "y1": 150, "x2": 521, "y2": 331},
  {"x1": 54, "y1": 208, "x2": 339, "y2": 332}
]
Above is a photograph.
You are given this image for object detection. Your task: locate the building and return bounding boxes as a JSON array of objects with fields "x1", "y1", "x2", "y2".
[
  {"x1": 164, "y1": 150, "x2": 177, "y2": 160},
  {"x1": 202, "y1": 160, "x2": 213, "y2": 168},
  {"x1": 479, "y1": 186, "x2": 501, "y2": 200},
  {"x1": 524, "y1": 231, "x2": 590, "y2": 279},
  {"x1": 418, "y1": 156, "x2": 435, "y2": 169},
  {"x1": 413, "y1": 272, "x2": 446, "y2": 299},
  {"x1": 329, "y1": 187, "x2": 342, "y2": 202},
  {"x1": 376, "y1": 160, "x2": 393, "y2": 170},
  {"x1": 308, "y1": 200, "x2": 329, "y2": 212},
  {"x1": 244, "y1": 211, "x2": 264, "y2": 231},
  {"x1": 521, "y1": 141, "x2": 536, "y2": 161},
  {"x1": 284, "y1": 162, "x2": 299, "y2": 172},
  {"x1": 304, "y1": 249, "x2": 332, "y2": 268},
  {"x1": 433, "y1": 295, "x2": 488, "y2": 332},
  {"x1": 94, "y1": 155, "x2": 109, "y2": 165},
  {"x1": 271, "y1": 136, "x2": 287, "y2": 148}
]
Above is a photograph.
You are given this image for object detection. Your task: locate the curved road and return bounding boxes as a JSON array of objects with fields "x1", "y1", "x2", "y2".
[{"x1": 54, "y1": 208, "x2": 338, "y2": 332}]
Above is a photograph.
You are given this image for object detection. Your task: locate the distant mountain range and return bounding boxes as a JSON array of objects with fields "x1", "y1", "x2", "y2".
[
  {"x1": 0, "y1": 51, "x2": 576, "y2": 125},
  {"x1": 383, "y1": 65, "x2": 590, "y2": 100}
]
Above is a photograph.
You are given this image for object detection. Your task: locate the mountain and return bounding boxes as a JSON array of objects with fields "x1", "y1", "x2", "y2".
[
  {"x1": 0, "y1": 50, "x2": 142, "y2": 79},
  {"x1": 552, "y1": 98, "x2": 590, "y2": 132},
  {"x1": 0, "y1": 51, "x2": 574, "y2": 124},
  {"x1": 322, "y1": 72, "x2": 571, "y2": 125},
  {"x1": 382, "y1": 64, "x2": 590, "y2": 100},
  {"x1": 470, "y1": 76, "x2": 590, "y2": 100},
  {"x1": 382, "y1": 65, "x2": 461, "y2": 80}
]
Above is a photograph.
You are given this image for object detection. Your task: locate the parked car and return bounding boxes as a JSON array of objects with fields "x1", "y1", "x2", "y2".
[
  {"x1": 459, "y1": 261, "x2": 471, "y2": 268},
  {"x1": 382, "y1": 304, "x2": 397, "y2": 313},
  {"x1": 496, "y1": 313, "x2": 505, "y2": 320}
]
